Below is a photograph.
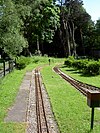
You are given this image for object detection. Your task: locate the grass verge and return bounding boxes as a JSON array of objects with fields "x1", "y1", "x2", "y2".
[
  {"x1": 60, "y1": 65, "x2": 100, "y2": 88},
  {"x1": 0, "y1": 61, "x2": 41, "y2": 132},
  {"x1": 0, "y1": 68, "x2": 27, "y2": 133},
  {"x1": 41, "y1": 65, "x2": 100, "y2": 133},
  {"x1": 0, "y1": 56, "x2": 64, "y2": 133}
]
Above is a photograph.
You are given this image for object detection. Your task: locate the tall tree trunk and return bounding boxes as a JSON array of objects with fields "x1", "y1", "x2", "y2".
[
  {"x1": 65, "y1": 21, "x2": 71, "y2": 56},
  {"x1": 71, "y1": 21, "x2": 76, "y2": 57},
  {"x1": 60, "y1": 20, "x2": 71, "y2": 57},
  {"x1": 80, "y1": 28, "x2": 85, "y2": 55},
  {"x1": 60, "y1": 0, "x2": 71, "y2": 57},
  {"x1": 37, "y1": 35, "x2": 41, "y2": 56},
  {"x1": 68, "y1": 21, "x2": 73, "y2": 55},
  {"x1": 60, "y1": 30, "x2": 67, "y2": 56},
  {"x1": 41, "y1": 42, "x2": 44, "y2": 56}
]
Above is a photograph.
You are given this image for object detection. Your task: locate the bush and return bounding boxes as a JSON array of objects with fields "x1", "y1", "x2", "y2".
[
  {"x1": 16, "y1": 56, "x2": 31, "y2": 70},
  {"x1": 64, "y1": 59, "x2": 72, "y2": 67},
  {"x1": 64, "y1": 56, "x2": 74, "y2": 67},
  {"x1": 84, "y1": 61, "x2": 100, "y2": 75},
  {"x1": 72, "y1": 60, "x2": 81, "y2": 69},
  {"x1": 72, "y1": 59, "x2": 88, "y2": 70},
  {"x1": 64, "y1": 57, "x2": 100, "y2": 76}
]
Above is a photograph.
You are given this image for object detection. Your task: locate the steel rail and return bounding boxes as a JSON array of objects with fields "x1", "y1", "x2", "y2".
[
  {"x1": 53, "y1": 67, "x2": 100, "y2": 96},
  {"x1": 35, "y1": 69, "x2": 49, "y2": 133}
]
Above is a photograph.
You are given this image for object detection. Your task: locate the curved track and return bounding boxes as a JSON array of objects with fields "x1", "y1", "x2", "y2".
[{"x1": 53, "y1": 67, "x2": 100, "y2": 96}]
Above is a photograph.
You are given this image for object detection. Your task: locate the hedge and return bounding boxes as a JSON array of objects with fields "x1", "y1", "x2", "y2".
[{"x1": 64, "y1": 56, "x2": 100, "y2": 75}]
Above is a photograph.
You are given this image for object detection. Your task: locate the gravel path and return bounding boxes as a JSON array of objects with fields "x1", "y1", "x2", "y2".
[
  {"x1": 4, "y1": 71, "x2": 31, "y2": 122},
  {"x1": 26, "y1": 70, "x2": 59, "y2": 133}
]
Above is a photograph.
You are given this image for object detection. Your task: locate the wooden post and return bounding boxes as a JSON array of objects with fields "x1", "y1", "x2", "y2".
[
  {"x1": 9, "y1": 60, "x2": 11, "y2": 73},
  {"x1": 3, "y1": 60, "x2": 5, "y2": 76},
  {"x1": 91, "y1": 107, "x2": 94, "y2": 130}
]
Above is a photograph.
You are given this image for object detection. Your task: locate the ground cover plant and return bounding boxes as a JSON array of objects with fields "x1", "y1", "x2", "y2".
[
  {"x1": 0, "y1": 56, "x2": 64, "y2": 132},
  {"x1": 41, "y1": 65, "x2": 100, "y2": 133}
]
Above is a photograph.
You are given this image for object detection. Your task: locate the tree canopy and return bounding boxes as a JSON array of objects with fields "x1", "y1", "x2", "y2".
[
  {"x1": 0, "y1": 0, "x2": 100, "y2": 58},
  {"x1": 0, "y1": 0, "x2": 28, "y2": 58}
]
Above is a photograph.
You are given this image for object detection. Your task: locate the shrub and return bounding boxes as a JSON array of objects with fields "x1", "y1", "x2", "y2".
[
  {"x1": 64, "y1": 56, "x2": 74, "y2": 67},
  {"x1": 72, "y1": 59, "x2": 88, "y2": 70},
  {"x1": 72, "y1": 60, "x2": 81, "y2": 69},
  {"x1": 84, "y1": 61, "x2": 100, "y2": 75},
  {"x1": 16, "y1": 56, "x2": 31, "y2": 70},
  {"x1": 64, "y1": 57, "x2": 100, "y2": 75},
  {"x1": 64, "y1": 59, "x2": 72, "y2": 67}
]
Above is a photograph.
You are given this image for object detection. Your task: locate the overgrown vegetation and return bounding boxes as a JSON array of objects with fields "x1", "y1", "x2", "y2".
[{"x1": 16, "y1": 56, "x2": 31, "y2": 69}]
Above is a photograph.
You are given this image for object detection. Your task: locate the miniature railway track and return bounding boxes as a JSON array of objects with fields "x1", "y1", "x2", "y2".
[
  {"x1": 53, "y1": 67, "x2": 100, "y2": 96},
  {"x1": 35, "y1": 69, "x2": 49, "y2": 133}
]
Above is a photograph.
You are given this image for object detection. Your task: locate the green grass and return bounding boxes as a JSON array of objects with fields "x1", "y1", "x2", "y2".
[
  {"x1": 0, "y1": 59, "x2": 42, "y2": 133},
  {"x1": 0, "y1": 68, "x2": 27, "y2": 132},
  {"x1": 0, "y1": 56, "x2": 100, "y2": 133},
  {"x1": 60, "y1": 65, "x2": 100, "y2": 88},
  {"x1": 0, "y1": 123, "x2": 26, "y2": 133},
  {"x1": 0, "y1": 56, "x2": 64, "y2": 133},
  {"x1": 41, "y1": 65, "x2": 100, "y2": 133}
]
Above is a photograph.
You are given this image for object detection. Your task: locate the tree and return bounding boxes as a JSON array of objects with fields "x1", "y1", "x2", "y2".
[
  {"x1": 95, "y1": 19, "x2": 100, "y2": 34},
  {"x1": 23, "y1": 0, "x2": 60, "y2": 55},
  {"x1": 53, "y1": 0, "x2": 91, "y2": 57},
  {"x1": 0, "y1": 0, "x2": 28, "y2": 58},
  {"x1": 93, "y1": 19, "x2": 100, "y2": 49}
]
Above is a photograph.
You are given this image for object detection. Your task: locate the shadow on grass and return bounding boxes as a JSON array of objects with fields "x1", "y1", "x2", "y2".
[
  {"x1": 65, "y1": 69, "x2": 95, "y2": 77},
  {"x1": 65, "y1": 69, "x2": 76, "y2": 72},
  {"x1": 60, "y1": 65, "x2": 68, "y2": 68},
  {"x1": 64, "y1": 68, "x2": 82, "y2": 75},
  {"x1": 72, "y1": 71, "x2": 94, "y2": 77},
  {"x1": 80, "y1": 72, "x2": 97, "y2": 77},
  {"x1": 71, "y1": 70, "x2": 82, "y2": 74},
  {"x1": 86, "y1": 129, "x2": 94, "y2": 133},
  {"x1": 61, "y1": 66, "x2": 75, "y2": 71},
  {"x1": 61, "y1": 66, "x2": 97, "y2": 77},
  {"x1": 71, "y1": 70, "x2": 96, "y2": 77}
]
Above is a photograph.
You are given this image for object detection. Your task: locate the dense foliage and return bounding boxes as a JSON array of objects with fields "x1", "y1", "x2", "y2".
[
  {"x1": 0, "y1": 0, "x2": 100, "y2": 58},
  {"x1": 0, "y1": 0, "x2": 28, "y2": 58},
  {"x1": 64, "y1": 56, "x2": 100, "y2": 75}
]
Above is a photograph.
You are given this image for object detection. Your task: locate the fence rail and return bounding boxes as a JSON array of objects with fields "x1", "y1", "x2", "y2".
[{"x1": 0, "y1": 59, "x2": 14, "y2": 78}]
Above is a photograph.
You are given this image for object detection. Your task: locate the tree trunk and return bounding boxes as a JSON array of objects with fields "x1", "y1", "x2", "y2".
[
  {"x1": 65, "y1": 21, "x2": 71, "y2": 56},
  {"x1": 37, "y1": 35, "x2": 41, "y2": 56},
  {"x1": 60, "y1": 0, "x2": 71, "y2": 57},
  {"x1": 80, "y1": 28, "x2": 85, "y2": 55},
  {"x1": 60, "y1": 19, "x2": 71, "y2": 57},
  {"x1": 68, "y1": 21, "x2": 73, "y2": 55},
  {"x1": 71, "y1": 21, "x2": 76, "y2": 57}
]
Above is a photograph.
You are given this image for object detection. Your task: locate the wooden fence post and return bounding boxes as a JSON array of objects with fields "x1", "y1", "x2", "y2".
[{"x1": 3, "y1": 60, "x2": 5, "y2": 76}]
